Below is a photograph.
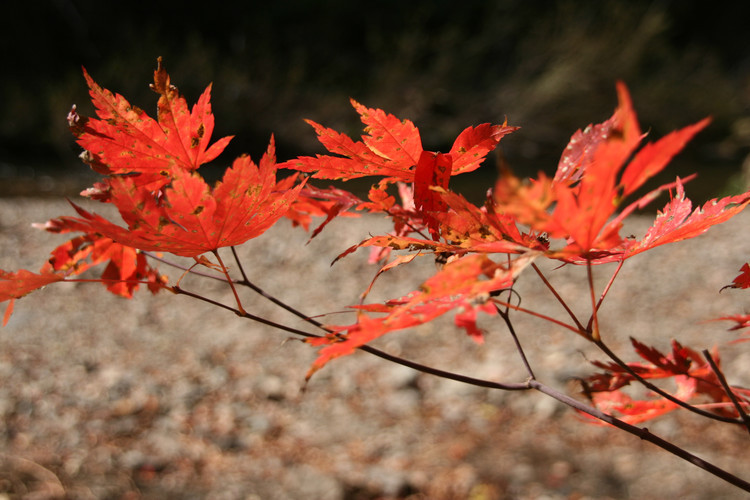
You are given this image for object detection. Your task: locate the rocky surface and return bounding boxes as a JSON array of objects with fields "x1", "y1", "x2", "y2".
[{"x1": 1, "y1": 197, "x2": 750, "y2": 499}]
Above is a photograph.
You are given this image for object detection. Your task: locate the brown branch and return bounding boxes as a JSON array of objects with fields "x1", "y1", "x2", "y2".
[{"x1": 529, "y1": 380, "x2": 750, "y2": 493}]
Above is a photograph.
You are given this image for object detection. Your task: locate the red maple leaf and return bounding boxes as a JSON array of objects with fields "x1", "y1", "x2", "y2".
[
  {"x1": 724, "y1": 263, "x2": 750, "y2": 290},
  {"x1": 307, "y1": 252, "x2": 537, "y2": 375},
  {"x1": 584, "y1": 339, "x2": 746, "y2": 422},
  {"x1": 279, "y1": 99, "x2": 517, "y2": 182},
  {"x1": 586, "y1": 377, "x2": 696, "y2": 425},
  {"x1": 69, "y1": 57, "x2": 233, "y2": 182},
  {"x1": 621, "y1": 179, "x2": 750, "y2": 259},
  {"x1": 39, "y1": 230, "x2": 165, "y2": 298},
  {"x1": 491, "y1": 82, "x2": 749, "y2": 262},
  {"x1": 0, "y1": 269, "x2": 64, "y2": 326},
  {"x1": 713, "y1": 314, "x2": 750, "y2": 333},
  {"x1": 52, "y1": 139, "x2": 304, "y2": 257},
  {"x1": 414, "y1": 151, "x2": 452, "y2": 240},
  {"x1": 545, "y1": 83, "x2": 712, "y2": 256}
]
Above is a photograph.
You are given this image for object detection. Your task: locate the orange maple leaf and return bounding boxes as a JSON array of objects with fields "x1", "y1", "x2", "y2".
[
  {"x1": 492, "y1": 82, "x2": 748, "y2": 262},
  {"x1": 279, "y1": 99, "x2": 517, "y2": 182},
  {"x1": 307, "y1": 252, "x2": 537, "y2": 375},
  {"x1": 53, "y1": 139, "x2": 303, "y2": 258},
  {"x1": 69, "y1": 57, "x2": 233, "y2": 182},
  {"x1": 0, "y1": 269, "x2": 64, "y2": 326}
]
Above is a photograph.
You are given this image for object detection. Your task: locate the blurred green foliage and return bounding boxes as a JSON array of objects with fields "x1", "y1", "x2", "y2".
[{"x1": 2, "y1": 1, "x2": 749, "y2": 199}]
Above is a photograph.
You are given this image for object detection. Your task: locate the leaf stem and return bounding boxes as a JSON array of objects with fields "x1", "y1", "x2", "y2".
[
  {"x1": 596, "y1": 259, "x2": 625, "y2": 312},
  {"x1": 586, "y1": 260, "x2": 600, "y2": 341},
  {"x1": 212, "y1": 249, "x2": 246, "y2": 315},
  {"x1": 490, "y1": 298, "x2": 581, "y2": 335}
]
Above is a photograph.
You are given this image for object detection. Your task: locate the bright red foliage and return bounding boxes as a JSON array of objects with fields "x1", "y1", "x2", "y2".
[
  {"x1": 55, "y1": 140, "x2": 302, "y2": 257},
  {"x1": 70, "y1": 57, "x2": 233, "y2": 183},
  {"x1": 0, "y1": 270, "x2": 64, "y2": 326},
  {"x1": 584, "y1": 339, "x2": 750, "y2": 423},
  {"x1": 3, "y1": 59, "x2": 750, "y2": 434},
  {"x1": 278, "y1": 98, "x2": 517, "y2": 182}
]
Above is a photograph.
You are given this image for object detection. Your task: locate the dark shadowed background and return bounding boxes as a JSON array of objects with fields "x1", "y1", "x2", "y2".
[{"x1": 2, "y1": 0, "x2": 750, "y2": 200}]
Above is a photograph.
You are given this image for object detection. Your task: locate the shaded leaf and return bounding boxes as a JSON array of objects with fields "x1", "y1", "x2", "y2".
[
  {"x1": 723, "y1": 263, "x2": 750, "y2": 290},
  {"x1": 414, "y1": 151, "x2": 452, "y2": 240}
]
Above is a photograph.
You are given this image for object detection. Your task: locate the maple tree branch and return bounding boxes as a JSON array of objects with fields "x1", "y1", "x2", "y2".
[
  {"x1": 702, "y1": 349, "x2": 750, "y2": 434},
  {"x1": 155, "y1": 248, "x2": 524, "y2": 391},
  {"x1": 139, "y1": 282, "x2": 750, "y2": 492},
  {"x1": 527, "y1": 379, "x2": 750, "y2": 493},
  {"x1": 228, "y1": 247, "x2": 329, "y2": 329},
  {"x1": 137, "y1": 243, "x2": 750, "y2": 490},
  {"x1": 171, "y1": 280, "x2": 531, "y2": 391},
  {"x1": 171, "y1": 284, "x2": 320, "y2": 339},
  {"x1": 594, "y1": 340, "x2": 743, "y2": 424}
]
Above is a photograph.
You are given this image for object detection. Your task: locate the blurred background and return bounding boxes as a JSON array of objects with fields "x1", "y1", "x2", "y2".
[{"x1": 3, "y1": 0, "x2": 750, "y2": 201}]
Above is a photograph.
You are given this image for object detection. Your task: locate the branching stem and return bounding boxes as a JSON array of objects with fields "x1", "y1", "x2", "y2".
[
  {"x1": 147, "y1": 246, "x2": 750, "y2": 491},
  {"x1": 531, "y1": 262, "x2": 587, "y2": 334}
]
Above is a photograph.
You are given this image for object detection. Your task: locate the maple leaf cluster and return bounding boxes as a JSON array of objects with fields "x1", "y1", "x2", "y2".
[
  {"x1": 2, "y1": 59, "x2": 750, "y2": 428},
  {"x1": 582, "y1": 338, "x2": 750, "y2": 424},
  {"x1": 1, "y1": 58, "x2": 314, "y2": 324},
  {"x1": 279, "y1": 82, "x2": 750, "y2": 375}
]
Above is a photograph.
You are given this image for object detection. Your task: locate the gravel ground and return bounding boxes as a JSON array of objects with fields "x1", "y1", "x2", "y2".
[{"x1": 1, "y1": 197, "x2": 750, "y2": 499}]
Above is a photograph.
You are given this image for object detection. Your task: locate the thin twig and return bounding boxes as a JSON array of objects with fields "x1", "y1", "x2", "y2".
[
  {"x1": 597, "y1": 259, "x2": 624, "y2": 311},
  {"x1": 494, "y1": 301, "x2": 535, "y2": 379},
  {"x1": 230, "y1": 246, "x2": 251, "y2": 283},
  {"x1": 212, "y1": 250, "x2": 247, "y2": 315},
  {"x1": 172, "y1": 285, "x2": 317, "y2": 339},
  {"x1": 490, "y1": 298, "x2": 582, "y2": 335},
  {"x1": 230, "y1": 247, "x2": 328, "y2": 329},
  {"x1": 702, "y1": 349, "x2": 750, "y2": 434},
  {"x1": 142, "y1": 251, "x2": 228, "y2": 282}
]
